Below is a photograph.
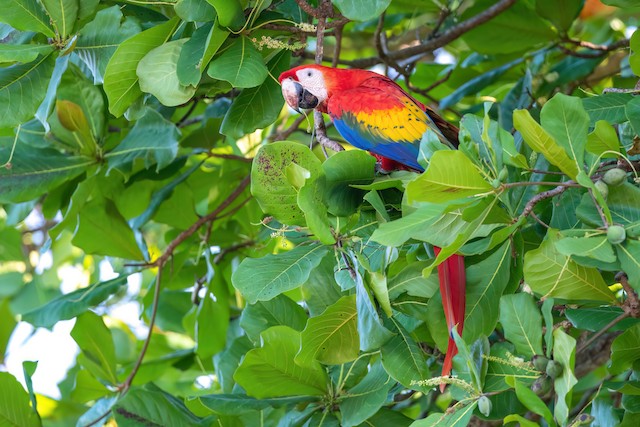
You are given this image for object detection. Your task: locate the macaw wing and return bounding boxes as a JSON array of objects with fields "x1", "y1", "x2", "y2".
[{"x1": 326, "y1": 76, "x2": 446, "y2": 171}]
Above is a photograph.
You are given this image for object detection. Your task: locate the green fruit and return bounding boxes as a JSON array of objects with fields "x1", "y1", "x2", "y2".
[
  {"x1": 532, "y1": 355, "x2": 550, "y2": 372},
  {"x1": 607, "y1": 225, "x2": 626, "y2": 245},
  {"x1": 498, "y1": 167, "x2": 508, "y2": 182},
  {"x1": 477, "y1": 395, "x2": 492, "y2": 417},
  {"x1": 545, "y1": 360, "x2": 563, "y2": 379},
  {"x1": 594, "y1": 180, "x2": 609, "y2": 199},
  {"x1": 602, "y1": 168, "x2": 627, "y2": 186},
  {"x1": 531, "y1": 376, "x2": 553, "y2": 395}
]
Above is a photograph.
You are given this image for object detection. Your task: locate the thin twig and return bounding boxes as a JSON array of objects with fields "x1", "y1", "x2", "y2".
[
  {"x1": 520, "y1": 185, "x2": 568, "y2": 218},
  {"x1": 576, "y1": 311, "x2": 630, "y2": 353},
  {"x1": 270, "y1": 115, "x2": 307, "y2": 142}
]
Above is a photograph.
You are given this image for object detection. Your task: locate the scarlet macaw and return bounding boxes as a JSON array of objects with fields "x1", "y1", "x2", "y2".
[{"x1": 279, "y1": 64, "x2": 466, "y2": 391}]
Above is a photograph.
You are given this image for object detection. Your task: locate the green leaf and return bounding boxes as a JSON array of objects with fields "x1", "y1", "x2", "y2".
[
  {"x1": 617, "y1": 239, "x2": 640, "y2": 291},
  {"x1": 175, "y1": 0, "x2": 216, "y2": 22},
  {"x1": 234, "y1": 326, "x2": 329, "y2": 398},
  {"x1": 625, "y1": 96, "x2": 640, "y2": 137},
  {"x1": 105, "y1": 109, "x2": 179, "y2": 175},
  {"x1": 176, "y1": 22, "x2": 213, "y2": 86},
  {"x1": 137, "y1": 39, "x2": 196, "y2": 106},
  {"x1": 566, "y1": 307, "x2": 640, "y2": 332},
  {"x1": 333, "y1": 0, "x2": 391, "y2": 21},
  {"x1": 0, "y1": 53, "x2": 56, "y2": 128},
  {"x1": 71, "y1": 311, "x2": 118, "y2": 385},
  {"x1": 555, "y1": 235, "x2": 617, "y2": 263},
  {"x1": 371, "y1": 204, "x2": 445, "y2": 247},
  {"x1": 198, "y1": 394, "x2": 317, "y2": 416},
  {"x1": 220, "y1": 50, "x2": 289, "y2": 138},
  {"x1": 239, "y1": 294, "x2": 308, "y2": 343},
  {"x1": 205, "y1": 0, "x2": 245, "y2": 30},
  {"x1": 542, "y1": 298, "x2": 555, "y2": 358},
  {"x1": 339, "y1": 360, "x2": 394, "y2": 427},
  {"x1": 586, "y1": 120, "x2": 621, "y2": 157},
  {"x1": 523, "y1": 230, "x2": 615, "y2": 302},
  {"x1": 195, "y1": 291, "x2": 229, "y2": 359},
  {"x1": 536, "y1": 0, "x2": 582, "y2": 31},
  {"x1": 75, "y1": 6, "x2": 141, "y2": 84},
  {"x1": 610, "y1": 323, "x2": 640, "y2": 374},
  {"x1": 499, "y1": 293, "x2": 543, "y2": 358},
  {"x1": 0, "y1": 44, "x2": 54, "y2": 63},
  {"x1": 513, "y1": 109, "x2": 580, "y2": 179},
  {"x1": 21, "y1": 276, "x2": 127, "y2": 329},
  {"x1": 552, "y1": 329, "x2": 577, "y2": 425},
  {"x1": 540, "y1": 93, "x2": 589, "y2": 171},
  {"x1": 296, "y1": 295, "x2": 359, "y2": 365},
  {"x1": 354, "y1": 259, "x2": 395, "y2": 351},
  {"x1": 322, "y1": 150, "x2": 376, "y2": 216},
  {"x1": 207, "y1": 36, "x2": 267, "y2": 88},
  {"x1": 0, "y1": 144, "x2": 93, "y2": 203},
  {"x1": 582, "y1": 93, "x2": 634, "y2": 124},
  {"x1": 113, "y1": 384, "x2": 205, "y2": 426},
  {"x1": 381, "y1": 317, "x2": 430, "y2": 393},
  {"x1": 0, "y1": 0, "x2": 54, "y2": 37},
  {"x1": 484, "y1": 343, "x2": 539, "y2": 392},
  {"x1": 463, "y1": 241, "x2": 512, "y2": 342},
  {"x1": 298, "y1": 165, "x2": 335, "y2": 245},
  {"x1": 0, "y1": 372, "x2": 40, "y2": 427},
  {"x1": 0, "y1": 299, "x2": 16, "y2": 364},
  {"x1": 104, "y1": 17, "x2": 180, "y2": 117},
  {"x1": 406, "y1": 151, "x2": 493, "y2": 204},
  {"x1": 41, "y1": 0, "x2": 78, "y2": 37},
  {"x1": 251, "y1": 140, "x2": 321, "y2": 225},
  {"x1": 232, "y1": 243, "x2": 329, "y2": 304},
  {"x1": 410, "y1": 402, "x2": 477, "y2": 426},
  {"x1": 461, "y1": 0, "x2": 555, "y2": 54},
  {"x1": 630, "y1": 27, "x2": 640, "y2": 76},
  {"x1": 514, "y1": 380, "x2": 555, "y2": 426},
  {"x1": 72, "y1": 198, "x2": 144, "y2": 260}
]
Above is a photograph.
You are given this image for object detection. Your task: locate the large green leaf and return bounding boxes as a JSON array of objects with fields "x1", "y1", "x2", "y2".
[
  {"x1": 631, "y1": 28, "x2": 640, "y2": 76},
  {"x1": 536, "y1": 0, "x2": 582, "y2": 31},
  {"x1": 617, "y1": 240, "x2": 640, "y2": 291},
  {"x1": 234, "y1": 326, "x2": 329, "y2": 398},
  {"x1": 220, "y1": 50, "x2": 289, "y2": 138},
  {"x1": 205, "y1": 0, "x2": 245, "y2": 29},
  {"x1": 207, "y1": 36, "x2": 267, "y2": 88},
  {"x1": 175, "y1": 0, "x2": 216, "y2": 22},
  {"x1": 103, "y1": 17, "x2": 180, "y2": 117},
  {"x1": 239, "y1": 294, "x2": 308, "y2": 343},
  {"x1": 251, "y1": 140, "x2": 321, "y2": 225},
  {"x1": 72, "y1": 198, "x2": 144, "y2": 260},
  {"x1": 296, "y1": 295, "x2": 359, "y2": 365},
  {"x1": 105, "y1": 109, "x2": 179, "y2": 174},
  {"x1": 114, "y1": 384, "x2": 206, "y2": 426},
  {"x1": 381, "y1": 318, "x2": 430, "y2": 393},
  {"x1": 499, "y1": 293, "x2": 543, "y2": 358},
  {"x1": 322, "y1": 150, "x2": 377, "y2": 216},
  {"x1": 333, "y1": 0, "x2": 391, "y2": 21},
  {"x1": 586, "y1": 120, "x2": 621, "y2": 157},
  {"x1": 0, "y1": 0, "x2": 54, "y2": 37},
  {"x1": 198, "y1": 394, "x2": 316, "y2": 416},
  {"x1": 340, "y1": 361, "x2": 394, "y2": 427},
  {"x1": 513, "y1": 380, "x2": 555, "y2": 427},
  {"x1": 137, "y1": 39, "x2": 196, "y2": 106},
  {"x1": 232, "y1": 244, "x2": 329, "y2": 304},
  {"x1": 0, "y1": 300, "x2": 16, "y2": 363},
  {"x1": 610, "y1": 324, "x2": 640, "y2": 374},
  {"x1": 71, "y1": 311, "x2": 118, "y2": 385},
  {"x1": 513, "y1": 109, "x2": 579, "y2": 179},
  {"x1": 540, "y1": 93, "x2": 589, "y2": 172},
  {"x1": 0, "y1": 44, "x2": 54, "y2": 63},
  {"x1": 552, "y1": 329, "x2": 577, "y2": 425},
  {"x1": 75, "y1": 6, "x2": 141, "y2": 84},
  {"x1": 21, "y1": 276, "x2": 127, "y2": 329},
  {"x1": 582, "y1": 93, "x2": 634, "y2": 125},
  {"x1": 0, "y1": 53, "x2": 56, "y2": 128},
  {"x1": 0, "y1": 143, "x2": 93, "y2": 203},
  {"x1": 41, "y1": 0, "x2": 78, "y2": 37},
  {"x1": 406, "y1": 150, "x2": 493, "y2": 203},
  {"x1": 410, "y1": 402, "x2": 477, "y2": 426},
  {"x1": 524, "y1": 230, "x2": 614, "y2": 302},
  {"x1": 0, "y1": 372, "x2": 40, "y2": 427}
]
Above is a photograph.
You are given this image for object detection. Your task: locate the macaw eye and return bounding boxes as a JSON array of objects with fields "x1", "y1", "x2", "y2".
[{"x1": 307, "y1": 71, "x2": 312, "y2": 77}]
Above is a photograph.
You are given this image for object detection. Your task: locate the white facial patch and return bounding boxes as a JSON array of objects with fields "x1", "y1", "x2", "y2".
[{"x1": 295, "y1": 68, "x2": 328, "y2": 103}]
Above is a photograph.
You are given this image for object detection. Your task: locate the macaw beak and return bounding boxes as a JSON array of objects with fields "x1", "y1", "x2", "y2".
[{"x1": 281, "y1": 78, "x2": 319, "y2": 112}]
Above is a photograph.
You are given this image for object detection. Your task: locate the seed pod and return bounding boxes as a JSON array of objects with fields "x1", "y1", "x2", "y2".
[
  {"x1": 602, "y1": 168, "x2": 627, "y2": 186},
  {"x1": 594, "y1": 180, "x2": 609, "y2": 199},
  {"x1": 532, "y1": 355, "x2": 550, "y2": 372},
  {"x1": 607, "y1": 225, "x2": 626, "y2": 245},
  {"x1": 477, "y1": 395, "x2": 492, "y2": 417},
  {"x1": 531, "y1": 376, "x2": 553, "y2": 395},
  {"x1": 546, "y1": 360, "x2": 563, "y2": 379}
]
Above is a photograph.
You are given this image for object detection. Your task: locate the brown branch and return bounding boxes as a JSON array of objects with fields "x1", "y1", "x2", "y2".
[
  {"x1": 520, "y1": 185, "x2": 568, "y2": 218},
  {"x1": 564, "y1": 37, "x2": 630, "y2": 52},
  {"x1": 341, "y1": 0, "x2": 517, "y2": 68},
  {"x1": 270, "y1": 115, "x2": 308, "y2": 142},
  {"x1": 619, "y1": 273, "x2": 639, "y2": 318},
  {"x1": 576, "y1": 311, "x2": 630, "y2": 353}
]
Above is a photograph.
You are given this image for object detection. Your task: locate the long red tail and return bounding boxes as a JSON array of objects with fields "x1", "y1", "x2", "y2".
[{"x1": 434, "y1": 247, "x2": 466, "y2": 392}]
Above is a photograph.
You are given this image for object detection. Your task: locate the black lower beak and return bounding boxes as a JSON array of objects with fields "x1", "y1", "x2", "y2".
[{"x1": 293, "y1": 81, "x2": 319, "y2": 111}]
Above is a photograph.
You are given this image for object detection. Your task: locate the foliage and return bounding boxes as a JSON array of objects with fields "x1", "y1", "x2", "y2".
[{"x1": 0, "y1": 0, "x2": 639, "y2": 426}]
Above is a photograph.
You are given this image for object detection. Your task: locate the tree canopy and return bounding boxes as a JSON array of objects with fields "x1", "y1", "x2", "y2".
[{"x1": 1, "y1": 0, "x2": 640, "y2": 426}]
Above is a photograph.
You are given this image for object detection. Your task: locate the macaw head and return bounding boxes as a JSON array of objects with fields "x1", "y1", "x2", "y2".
[
  {"x1": 279, "y1": 65, "x2": 328, "y2": 112},
  {"x1": 279, "y1": 65, "x2": 373, "y2": 112}
]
